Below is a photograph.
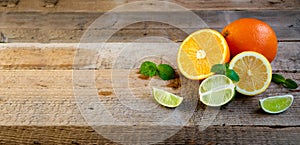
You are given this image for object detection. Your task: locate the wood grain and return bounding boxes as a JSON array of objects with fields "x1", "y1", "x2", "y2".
[
  {"x1": 0, "y1": 42, "x2": 299, "y2": 70},
  {"x1": 0, "y1": 1, "x2": 299, "y2": 144},
  {"x1": 0, "y1": 69, "x2": 299, "y2": 126},
  {"x1": 0, "y1": 126, "x2": 299, "y2": 144},
  {"x1": 0, "y1": 0, "x2": 299, "y2": 12}
]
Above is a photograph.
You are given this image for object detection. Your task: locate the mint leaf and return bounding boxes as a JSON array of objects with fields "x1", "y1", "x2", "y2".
[
  {"x1": 272, "y1": 74, "x2": 286, "y2": 84},
  {"x1": 140, "y1": 61, "x2": 157, "y2": 77},
  {"x1": 272, "y1": 73, "x2": 298, "y2": 89},
  {"x1": 211, "y1": 63, "x2": 239, "y2": 82},
  {"x1": 225, "y1": 63, "x2": 229, "y2": 68},
  {"x1": 211, "y1": 64, "x2": 226, "y2": 74},
  {"x1": 225, "y1": 69, "x2": 239, "y2": 82},
  {"x1": 283, "y1": 79, "x2": 298, "y2": 89},
  {"x1": 157, "y1": 64, "x2": 175, "y2": 80}
]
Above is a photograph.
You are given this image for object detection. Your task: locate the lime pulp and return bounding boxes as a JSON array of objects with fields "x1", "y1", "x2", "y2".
[
  {"x1": 259, "y1": 95, "x2": 294, "y2": 114},
  {"x1": 199, "y1": 75, "x2": 235, "y2": 107},
  {"x1": 152, "y1": 87, "x2": 183, "y2": 108}
]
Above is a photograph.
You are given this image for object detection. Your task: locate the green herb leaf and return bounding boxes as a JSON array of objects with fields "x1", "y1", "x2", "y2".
[
  {"x1": 272, "y1": 74, "x2": 286, "y2": 84},
  {"x1": 283, "y1": 79, "x2": 298, "y2": 89},
  {"x1": 211, "y1": 64, "x2": 226, "y2": 74},
  {"x1": 140, "y1": 61, "x2": 157, "y2": 77},
  {"x1": 211, "y1": 63, "x2": 239, "y2": 82},
  {"x1": 272, "y1": 73, "x2": 298, "y2": 89},
  {"x1": 225, "y1": 69, "x2": 239, "y2": 82},
  {"x1": 225, "y1": 63, "x2": 229, "y2": 68},
  {"x1": 157, "y1": 64, "x2": 175, "y2": 80}
]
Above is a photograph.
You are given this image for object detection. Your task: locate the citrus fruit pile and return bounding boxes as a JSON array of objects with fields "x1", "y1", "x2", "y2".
[
  {"x1": 151, "y1": 18, "x2": 295, "y2": 114},
  {"x1": 174, "y1": 18, "x2": 295, "y2": 113}
]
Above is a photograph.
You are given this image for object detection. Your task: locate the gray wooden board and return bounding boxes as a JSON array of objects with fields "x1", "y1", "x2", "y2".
[{"x1": 0, "y1": 10, "x2": 299, "y2": 42}]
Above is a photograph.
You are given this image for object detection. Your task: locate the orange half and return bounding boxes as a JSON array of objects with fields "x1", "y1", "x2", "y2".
[{"x1": 177, "y1": 29, "x2": 230, "y2": 80}]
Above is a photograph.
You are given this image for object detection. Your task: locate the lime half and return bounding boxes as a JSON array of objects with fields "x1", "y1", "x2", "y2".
[
  {"x1": 259, "y1": 95, "x2": 294, "y2": 114},
  {"x1": 152, "y1": 87, "x2": 183, "y2": 108},
  {"x1": 199, "y1": 75, "x2": 235, "y2": 107}
]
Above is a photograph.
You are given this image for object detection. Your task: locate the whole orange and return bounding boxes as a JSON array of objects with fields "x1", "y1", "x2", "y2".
[{"x1": 222, "y1": 18, "x2": 278, "y2": 62}]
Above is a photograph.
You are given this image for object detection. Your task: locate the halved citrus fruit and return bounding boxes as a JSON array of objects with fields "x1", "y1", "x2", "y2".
[
  {"x1": 229, "y1": 51, "x2": 272, "y2": 96},
  {"x1": 199, "y1": 75, "x2": 235, "y2": 107},
  {"x1": 177, "y1": 29, "x2": 230, "y2": 80}
]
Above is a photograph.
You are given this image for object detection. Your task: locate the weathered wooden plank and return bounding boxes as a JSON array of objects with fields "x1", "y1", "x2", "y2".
[
  {"x1": 0, "y1": 0, "x2": 299, "y2": 12},
  {"x1": 2, "y1": 27, "x2": 299, "y2": 43},
  {"x1": 0, "y1": 126, "x2": 299, "y2": 144},
  {"x1": 0, "y1": 0, "x2": 19, "y2": 8},
  {"x1": 0, "y1": 10, "x2": 299, "y2": 42},
  {"x1": 0, "y1": 42, "x2": 298, "y2": 71},
  {"x1": 0, "y1": 69, "x2": 299, "y2": 126}
]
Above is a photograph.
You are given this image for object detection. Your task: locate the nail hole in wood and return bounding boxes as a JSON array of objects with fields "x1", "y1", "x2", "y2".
[{"x1": 43, "y1": 0, "x2": 58, "y2": 8}]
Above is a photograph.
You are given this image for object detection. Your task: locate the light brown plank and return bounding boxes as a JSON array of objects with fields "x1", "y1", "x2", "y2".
[
  {"x1": 0, "y1": 10, "x2": 299, "y2": 42},
  {"x1": 0, "y1": 42, "x2": 298, "y2": 71},
  {"x1": 0, "y1": 126, "x2": 299, "y2": 144},
  {"x1": 0, "y1": 69, "x2": 299, "y2": 126}
]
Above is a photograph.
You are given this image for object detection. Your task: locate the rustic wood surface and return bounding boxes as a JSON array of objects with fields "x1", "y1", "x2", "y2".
[
  {"x1": 1, "y1": 126, "x2": 299, "y2": 144},
  {"x1": 0, "y1": 10, "x2": 299, "y2": 43},
  {"x1": 0, "y1": 0, "x2": 300, "y2": 144},
  {"x1": 0, "y1": 0, "x2": 299, "y2": 11}
]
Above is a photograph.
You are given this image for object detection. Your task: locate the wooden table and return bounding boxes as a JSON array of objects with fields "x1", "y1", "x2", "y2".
[{"x1": 0, "y1": 0, "x2": 299, "y2": 144}]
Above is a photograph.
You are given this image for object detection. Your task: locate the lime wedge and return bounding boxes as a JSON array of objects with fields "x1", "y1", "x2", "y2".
[
  {"x1": 152, "y1": 87, "x2": 183, "y2": 108},
  {"x1": 199, "y1": 75, "x2": 235, "y2": 107},
  {"x1": 259, "y1": 95, "x2": 294, "y2": 114}
]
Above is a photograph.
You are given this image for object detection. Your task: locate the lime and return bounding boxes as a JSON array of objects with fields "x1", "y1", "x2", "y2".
[
  {"x1": 152, "y1": 87, "x2": 183, "y2": 108},
  {"x1": 259, "y1": 95, "x2": 294, "y2": 114},
  {"x1": 199, "y1": 75, "x2": 235, "y2": 107}
]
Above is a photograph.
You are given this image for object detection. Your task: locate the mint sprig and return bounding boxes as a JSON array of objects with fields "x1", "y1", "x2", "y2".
[
  {"x1": 140, "y1": 61, "x2": 175, "y2": 80},
  {"x1": 225, "y1": 69, "x2": 239, "y2": 82},
  {"x1": 272, "y1": 73, "x2": 298, "y2": 89},
  {"x1": 211, "y1": 64, "x2": 226, "y2": 74},
  {"x1": 211, "y1": 63, "x2": 239, "y2": 82}
]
